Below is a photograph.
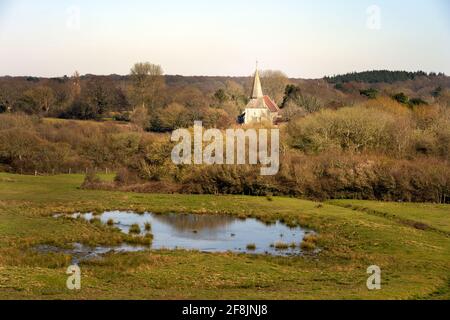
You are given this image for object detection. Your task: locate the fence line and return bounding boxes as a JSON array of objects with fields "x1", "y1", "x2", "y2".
[{"x1": 29, "y1": 167, "x2": 114, "y2": 176}]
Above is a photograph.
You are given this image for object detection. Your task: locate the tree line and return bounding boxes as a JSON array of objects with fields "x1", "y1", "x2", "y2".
[
  {"x1": 1, "y1": 96, "x2": 448, "y2": 203},
  {"x1": 325, "y1": 70, "x2": 445, "y2": 84},
  {"x1": 2, "y1": 65, "x2": 448, "y2": 133}
]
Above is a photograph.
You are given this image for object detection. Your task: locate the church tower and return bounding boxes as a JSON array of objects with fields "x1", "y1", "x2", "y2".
[
  {"x1": 251, "y1": 68, "x2": 264, "y2": 99},
  {"x1": 240, "y1": 64, "x2": 280, "y2": 125}
]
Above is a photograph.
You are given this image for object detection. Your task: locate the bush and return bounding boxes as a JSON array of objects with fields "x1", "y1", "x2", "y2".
[
  {"x1": 360, "y1": 88, "x2": 378, "y2": 99},
  {"x1": 301, "y1": 234, "x2": 319, "y2": 251},
  {"x1": 115, "y1": 168, "x2": 140, "y2": 185},
  {"x1": 288, "y1": 105, "x2": 409, "y2": 155},
  {"x1": 392, "y1": 92, "x2": 409, "y2": 105},
  {"x1": 60, "y1": 99, "x2": 100, "y2": 120},
  {"x1": 129, "y1": 224, "x2": 141, "y2": 234},
  {"x1": 113, "y1": 112, "x2": 131, "y2": 122},
  {"x1": 409, "y1": 98, "x2": 428, "y2": 106},
  {"x1": 81, "y1": 171, "x2": 101, "y2": 188},
  {"x1": 273, "y1": 242, "x2": 289, "y2": 250}
]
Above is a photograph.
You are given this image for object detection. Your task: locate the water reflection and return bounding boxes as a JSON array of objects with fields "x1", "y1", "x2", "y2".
[
  {"x1": 34, "y1": 243, "x2": 149, "y2": 265},
  {"x1": 63, "y1": 211, "x2": 313, "y2": 256},
  {"x1": 152, "y1": 213, "x2": 235, "y2": 234}
]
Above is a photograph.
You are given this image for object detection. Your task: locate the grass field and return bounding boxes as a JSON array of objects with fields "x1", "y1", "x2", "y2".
[{"x1": 0, "y1": 173, "x2": 449, "y2": 300}]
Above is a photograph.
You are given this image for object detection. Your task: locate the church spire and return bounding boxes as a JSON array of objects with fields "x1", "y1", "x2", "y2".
[{"x1": 251, "y1": 62, "x2": 263, "y2": 99}]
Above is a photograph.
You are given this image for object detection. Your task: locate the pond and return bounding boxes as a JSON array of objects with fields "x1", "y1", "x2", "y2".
[{"x1": 54, "y1": 211, "x2": 315, "y2": 257}]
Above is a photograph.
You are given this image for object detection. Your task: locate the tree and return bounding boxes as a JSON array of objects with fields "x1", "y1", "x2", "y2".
[
  {"x1": 213, "y1": 89, "x2": 228, "y2": 104},
  {"x1": 225, "y1": 80, "x2": 245, "y2": 100},
  {"x1": 130, "y1": 105, "x2": 150, "y2": 130},
  {"x1": 70, "y1": 71, "x2": 82, "y2": 98},
  {"x1": 281, "y1": 85, "x2": 299, "y2": 108},
  {"x1": 152, "y1": 102, "x2": 190, "y2": 131},
  {"x1": 111, "y1": 86, "x2": 130, "y2": 111},
  {"x1": 0, "y1": 92, "x2": 9, "y2": 113},
  {"x1": 26, "y1": 86, "x2": 55, "y2": 113},
  {"x1": 130, "y1": 62, "x2": 165, "y2": 110},
  {"x1": 260, "y1": 70, "x2": 289, "y2": 105},
  {"x1": 86, "y1": 80, "x2": 110, "y2": 116},
  {"x1": 432, "y1": 86, "x2": 442, "y2": 98},
  {"x1": 325, "y1": 70, "x2": 429, "y2": 84},
  {"x1": 280, "y1": 100, "x2": 306, "y2": 121},
  {"x1": 281, "y1": 85, "x2": 322, "y2": 114},
  {"x1": 13, "y1": 94, "x2": 39, "y2": 114},
  {"x1": 61, "y1": 99, "x2": 100, "y2": 120},
  {"x1": 173, "y1": 86, "x2": 207, "y2": 110}
]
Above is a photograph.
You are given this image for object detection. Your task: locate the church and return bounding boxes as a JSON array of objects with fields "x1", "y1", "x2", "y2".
[{"x1": 239, "y1": 67, "x2": 280, "y2": 125}]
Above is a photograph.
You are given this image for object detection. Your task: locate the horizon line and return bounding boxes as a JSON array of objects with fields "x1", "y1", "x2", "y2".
[{"x1": 0, "y1": 68, "x2": 447, "y2": 81}]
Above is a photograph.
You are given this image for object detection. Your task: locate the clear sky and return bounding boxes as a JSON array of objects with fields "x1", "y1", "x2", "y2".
[{"x1": 0, "y1": 0, "x2": 449, "y2": 78}]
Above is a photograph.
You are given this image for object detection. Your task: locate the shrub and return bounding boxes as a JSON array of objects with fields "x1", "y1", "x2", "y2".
[
  {"x1": 288, "y1": 105, "x2": 407, "y2": 155},
  {"x1": 409, "y1": 98, "x2": 428, "y2": 106},
  {"x1": 360, "y1": 88, "x2": 378, "y2": 99},
  {"x1": 300, "y1": 240, "x2": 316, "y2": 251},
  {"x1": 129, "y1": 224, "x2": 141, "y2": 234},
  {"x1": 81, "y1": 171, "x2": 101, "y2": 188},
  {"x1": 60, "y1": 99, "x2": 100, "y2": 120},
  {"x1": 273, "y1": 242, "x2": 289, "y2": 250},
  {"x1": 89, "y1": 217, "x2": 101, "y2": 225},
  {"x1": 392, "y1": 92, "x2": 409, "y2": 105},
  {"x1": 113, "y1": 112, "x2": 131, "y2": 122},
  {"x1": 115, "y1": 168, "x2": 140, "y2": 185},
  {"x1": 300, "y1": 234, "x2": 319, "y2": 251}
]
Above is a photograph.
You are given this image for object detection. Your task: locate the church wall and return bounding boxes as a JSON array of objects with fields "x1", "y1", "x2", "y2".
[{"x1": 244, "y1": 108, "x2": 271, "y2": 124}]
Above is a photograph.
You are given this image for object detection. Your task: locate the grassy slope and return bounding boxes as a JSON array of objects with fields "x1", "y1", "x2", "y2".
[
  {"x1": 328, "y1": 200, "x2": 450, "y2": 234},
  {"x1": 0, "y1": 173, "x2": 449, "y2": 300}
]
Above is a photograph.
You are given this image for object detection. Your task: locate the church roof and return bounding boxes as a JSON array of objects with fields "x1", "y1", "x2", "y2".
[
  {"x1": 245, "y1": 95, "x2": 279, "y2": 113},
  {"x1": 263, "y1": 95, "x2": 279, "y2": 113}
]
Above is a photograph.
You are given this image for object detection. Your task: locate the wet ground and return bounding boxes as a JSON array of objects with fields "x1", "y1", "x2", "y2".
[{"x1": 47, "y1": 211, "x2": 315, "y2": 262}]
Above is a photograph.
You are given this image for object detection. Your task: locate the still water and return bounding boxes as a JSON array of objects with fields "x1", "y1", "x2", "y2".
[{"x1": 71, "y1": 211, "x2": 312, "y2": 256}]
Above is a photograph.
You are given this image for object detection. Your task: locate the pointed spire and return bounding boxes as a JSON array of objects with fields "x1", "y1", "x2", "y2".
[{"x1": 251, "y1": 62, "x2": 263, "y2": 99}]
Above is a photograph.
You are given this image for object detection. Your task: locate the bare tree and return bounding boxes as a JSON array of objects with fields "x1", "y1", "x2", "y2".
[
  {"x1": 71, "y1": 71, "x2": 81, "y2": 99},
  {"x1": 130, "y1": 62, "x2": 165, "y2": 110},
  {"x1": 130, "y1": 105, "x2": 150, "y2": 130},
  {"x1": 260, "y1": 70, "x2": 289, "y2": 105}
]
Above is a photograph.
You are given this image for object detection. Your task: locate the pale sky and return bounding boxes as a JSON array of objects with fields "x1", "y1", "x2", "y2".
[{"x1": 0, "y1": 0, "x2": 449, "y2": 78}]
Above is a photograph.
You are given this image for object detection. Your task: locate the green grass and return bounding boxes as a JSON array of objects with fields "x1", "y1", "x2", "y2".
[
  {"x1": 0, "y1": 173, "x2": 449, "y2": 300},
  {"x1": 328, "y1": 199, "x2": 450, "y2": 234}
]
